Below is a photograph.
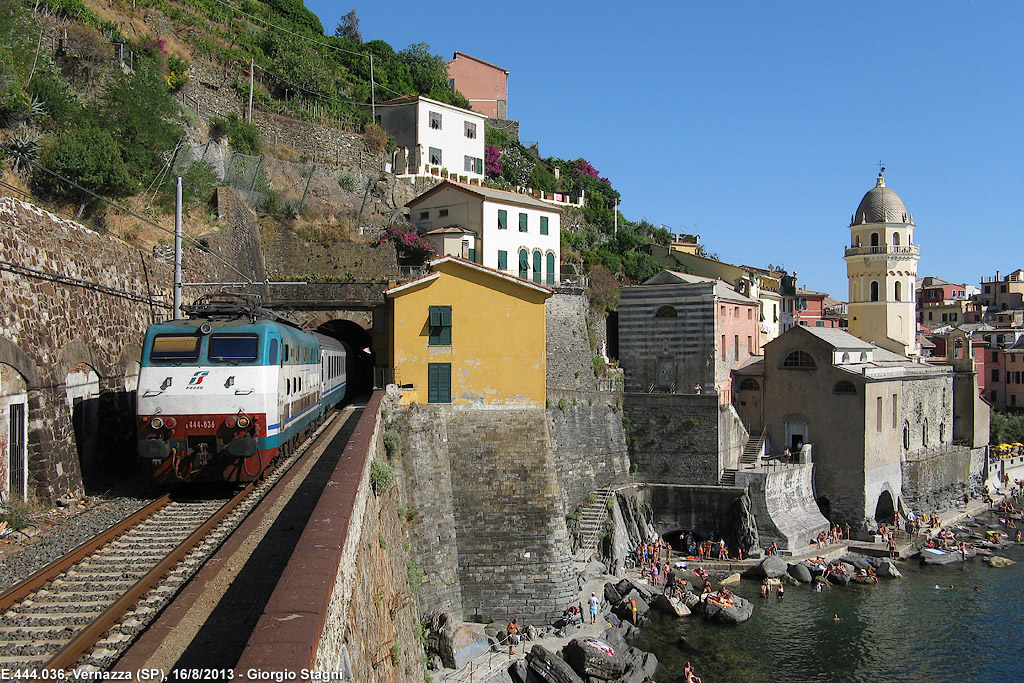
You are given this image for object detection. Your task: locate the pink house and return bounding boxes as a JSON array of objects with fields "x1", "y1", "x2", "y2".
[
  {"x1": 793, "y1": 289, "x2": 840, "y2": 328},
  {"x1": 446, "y1": 52, "x2": 509, "y2": 120}
]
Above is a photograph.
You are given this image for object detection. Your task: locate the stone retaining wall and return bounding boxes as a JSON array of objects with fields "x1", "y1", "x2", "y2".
[
  {"x1": 622, "y1": 393, "x2": 722, "y2": 485},
  {"x1": 546, "y1": 292, "x2": 598, "y2": 391},
  {"x1": 736, "y1": 464, "x2": 830, "y2": 549},
  {"x1": 901, "y1": 445, "x2": 982, "y2": 512},
  {"x1": 396, "y1": 404, "x2": 577, "y2": 625}
]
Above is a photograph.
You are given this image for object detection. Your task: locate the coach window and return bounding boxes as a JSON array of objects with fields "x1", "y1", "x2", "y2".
[
  {"x1": 286, "y1": 379, "x2": 291, "y2": 395},
  {"x1": 269, "y1": 339, "x2": 279, "y2": 365}
]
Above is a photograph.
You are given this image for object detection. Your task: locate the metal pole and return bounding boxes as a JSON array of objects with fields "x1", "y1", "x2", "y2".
[
  {"x1": 174, "y1": 176, "x2": 183, "y2": 320},
  {"x1": 248, "y1": 58, "x2": 254, "y2": 121},
  {"x1": 370, "y1": 54, "x2": 375, "y2": 121}
]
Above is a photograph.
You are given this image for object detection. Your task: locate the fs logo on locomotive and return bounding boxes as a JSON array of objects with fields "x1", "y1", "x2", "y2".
[{"x1": 187, "y1": 371, "x2": 209, "y2": 389}]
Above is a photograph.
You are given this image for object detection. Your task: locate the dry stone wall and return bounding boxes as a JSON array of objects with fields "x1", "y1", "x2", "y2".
[{"x1": 546, "y1": 292, "x2": 598, "y2": 391}]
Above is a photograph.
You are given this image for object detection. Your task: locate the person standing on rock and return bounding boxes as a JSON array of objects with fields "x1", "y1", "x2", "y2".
[
  {"x1": 888, "y1": 534, "x2": 898, "y2": 560},
  {"x1": 507, "y1": 617, "x2": 521, "y2": 655},
  {"x1": 588, "y1": 592, "x2": 600, "y2": 624}
]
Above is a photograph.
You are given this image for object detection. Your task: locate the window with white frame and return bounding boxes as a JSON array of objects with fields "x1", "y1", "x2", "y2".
[
  {"x1": 429, "y1": 147, "x2": 442, "y2": 165},
  {"x1": 465, "y1": 121, "x2": 477, "y2": 138},
  {"x1": 429, "y1": 111, "x2": 442, "y2": 130}
]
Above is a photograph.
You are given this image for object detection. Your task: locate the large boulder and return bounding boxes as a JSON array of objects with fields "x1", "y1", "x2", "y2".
[
  {"x1": 986, "y1": 555, "x2": 1016, "y2": 568},
  {"x1": 719, "y1": 572, "x2": 742, "y2": 585},
  {"x1": 696, "y1": 594, "x2": 754, "y2": 624},
  {"x1": 877, "y1": 560, "x2": 903, "y2": 578},
  {"x1": 615, "y1": 577, "x2": 656, "y2": 602},
  {"x1": 744, "y1": 555, "x2": 788, "y2": 579},
  {"x1": 680, "y1": 590, "x2": 702, "y2": 610},
  {"x1": 788, "y1": 563, "x2": 813, "y2": 584},
  {"x1": 650, "y1": 593, "x2": 691, "y2": 617},
  {"x1": 563, "y1": 637, "x2": 627, "y2": 680},
  {"x1": 843, "y1": 554, "x2": 873, "y2": 571},
  {"x1": 526, "y1": 645, "x2": 585, "y2": 683},
  {"x1": 604, "y1": 582, "x2": 623, "y2": 605},
  {"x1": 827, "y1": 571, "x2": 850, "y2": 586},
  {"x1": 428, "y1": 612, "x2": 489, "y2": 669}
]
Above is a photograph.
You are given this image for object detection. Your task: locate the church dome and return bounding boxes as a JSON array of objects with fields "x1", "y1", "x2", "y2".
[{"x1": 850, "y1": 174, "x2": 912, "y2": 225}]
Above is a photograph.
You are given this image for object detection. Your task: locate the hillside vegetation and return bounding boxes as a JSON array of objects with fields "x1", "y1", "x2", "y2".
[{"x1": 0, "y1": 0, "x2": 685, "y2": 294}]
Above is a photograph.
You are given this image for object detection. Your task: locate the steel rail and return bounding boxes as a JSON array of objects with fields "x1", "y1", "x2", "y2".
[
  {"x1": 43, "y1": 481, "x2": 259, "y2": 671},
  {"x1": 0, "y1": 494, "x2": 173, "y2": 613}
]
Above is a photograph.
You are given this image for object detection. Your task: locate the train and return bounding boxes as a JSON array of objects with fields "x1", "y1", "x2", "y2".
[{"x1": 136, "y1": 295, "x2": 350, "y2": 484}]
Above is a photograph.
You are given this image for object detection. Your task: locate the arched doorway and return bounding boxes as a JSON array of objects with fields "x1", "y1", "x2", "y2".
[
  {"x1": 1, "y1": 363, "x2": 29, "y2": 502},
  {"x1": 65, "y1": 363, "x2": 101, "y2": 477},
  {"x1": 874, "y1": 490, "x2": 896, "y2": 524}
]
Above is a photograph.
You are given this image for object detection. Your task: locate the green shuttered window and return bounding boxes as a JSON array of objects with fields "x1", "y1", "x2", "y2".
[
  {"x1": 428, "y1": 363, "x2": 451, "y2": 403},
  {"x1": 540, "y1": 216, "x2": 549, "y2": 235},
  {"x1": 428, "y1": 305, "x2": 452, "y2": 345},
  {"x1": 498, "y1": 250, "x2": 507, "y2": 270},
  {"x1": 498, "y1": 209, "x2": 507, "y2": 230},
  {"x1": 519, "y1": 212, "x2": 528, "y2": 232}
]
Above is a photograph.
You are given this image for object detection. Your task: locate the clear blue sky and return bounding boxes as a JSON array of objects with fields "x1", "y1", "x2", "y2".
[{"x1": 306, "y1": 1, "x2": 1024, "y2": 298}]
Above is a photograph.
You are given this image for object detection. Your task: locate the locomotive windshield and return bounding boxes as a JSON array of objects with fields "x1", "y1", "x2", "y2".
[
  {"x1": 209, "y1": 334, "x2": 259, "y2": 363},
  {"x1": 149, "y1": 334, "x2": 201, "y2": 362}
]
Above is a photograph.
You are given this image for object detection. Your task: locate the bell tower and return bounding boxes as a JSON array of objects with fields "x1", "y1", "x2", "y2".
[{"x1": 843, "y1": 171, "x2": 920, "y2": 356}]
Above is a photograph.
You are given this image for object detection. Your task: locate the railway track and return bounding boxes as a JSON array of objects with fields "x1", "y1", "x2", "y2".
[{"x1": 0, "y1": 409, "x2": 348, "y2": 672}]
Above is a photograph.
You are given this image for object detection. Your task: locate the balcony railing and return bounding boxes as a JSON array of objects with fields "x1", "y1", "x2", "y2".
[{"x1": 844, "y1": 244, "x2": 920, "y2": 257}]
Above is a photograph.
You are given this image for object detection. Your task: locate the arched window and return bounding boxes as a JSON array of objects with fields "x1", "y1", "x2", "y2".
[
  {"x1": 922, "y1": 418, "x2": 929, "y2": 447},
  {"x1": 903, "y1": 421, "x2": 910, "y2": 449},
  {"x1": 892, "y1": 232, "x2": 901, "y2": 246},
  {"x1": 655, "y1": 305, "x2": 678, "y2": 318},
  {"x1": 870, "y1": 281, "x2": 880, "y2": 301},
  {"x1": 546, "y1": 252, "x2": 555, "y2": 285},
  {"x1": 532, "y1": 250, "x2": 542, "y2": 283},
  {"x1": 860, "y1": 352, "x2": 869, "y2": 362},
  {"x1": 833, "y1": 380, "x2": 856, "y2": 395},
  {"x1": 895, "y1": 281, "x2": 902, "y2": 302},
  {"x1": 870, "y1": 232, "x2": 879, "y2": 247},
  {"x1": 854, "y1": 235, "x2": 862, "y2": 247},
  {"x1": 739, "y1": 378, "x2": 760, "y2": 391},
  {"x1": 841, "y1": 352, "x2": 850, "y2": 363},
  {"x1": 518, "y1": 249, "x2": 529, "y2": 279},
  {"x1": 782, "y1": 351, "x2": 816, "y2": 369}
]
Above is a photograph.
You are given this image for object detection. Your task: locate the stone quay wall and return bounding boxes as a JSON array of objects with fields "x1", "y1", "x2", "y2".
[
  {"x1": 901, "y1": 445, "x2": 983, "y2": 512},
  {"x1": 622, "y1": 393, "x2": 723, "y2": 485},
  {"x1": 546, "y1": 388, "x2": 630, "y2": 515},
  {"x1": 736, "y1": 464, "x2": 830, "y2": 550},
  {"x1": 396, "y1": 405, "x2": 577, "y2": 625},
  {"x1": 0, "y1": 195, "x2": 267, "y2": 500},
  {"x1": 635, "y1": 484, "x2": 746, "y2": 541}
]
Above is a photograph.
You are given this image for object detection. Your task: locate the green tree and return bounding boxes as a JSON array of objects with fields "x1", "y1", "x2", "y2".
[
  {"x1": 399, "y1": 43, "x2": 470, "y2": 109},
  {"x1": 991, "y1": 411, "x2": 1024, "y2": 445},
  {"x1": 35, "y1": 124, "x2": 136, "y2": 215},
  {"x1": 334, "y1": 9, "x2": 361, "y2": 42},
  {"x1": 99, "y1": 67, "x2": 182, "y2": 179},
  {"x1": 263, "y1": 0, "x2": 323, "y2": 35}
]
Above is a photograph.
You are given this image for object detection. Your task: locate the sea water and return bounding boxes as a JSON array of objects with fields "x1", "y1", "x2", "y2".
[{"x1": 633, "y1": 537, "x2": 1024, "y2": 682}]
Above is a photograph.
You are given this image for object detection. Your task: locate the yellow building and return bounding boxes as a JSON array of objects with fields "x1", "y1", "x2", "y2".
[{"x1": 385, "y1": 256, "x2": 552, "y2": 406}]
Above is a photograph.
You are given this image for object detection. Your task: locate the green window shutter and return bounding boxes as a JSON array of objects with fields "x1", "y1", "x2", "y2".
[
  {"x1": 428, "y1": 363, "x2": 451, "y2": 403},
  {"x1": 498, "y1": 209, "x2": 507, "y2": 230},
  {"x1": 533, "y1": 251, "x2": 542, "y2": 283},
  {"x1": 519, "y1": 249, "x2": 529, "y2": 279},
  {"x1": 428, "y1": 305, "x2": 452, "y2": 345},
  {"x1": 546, "y1": 252, "x2": 555, "y2": 285},
  {"x1": 468, "y1": 248, "x2": 476, "y2": 262},
  {"x1": 498, "y1": 250, "x2": 507, "y2": 270},
  {"x1": 540, "y1": 216, "x2": 549, "y2": 235},
  {"x1": 519, "y1": 213, "x2": 528, "y2": 232},
  {"x1": 475, "y1": 158, "x2": 483, "y2": 174}
]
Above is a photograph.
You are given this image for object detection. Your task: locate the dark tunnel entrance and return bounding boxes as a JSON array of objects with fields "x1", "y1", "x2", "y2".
[{"x1": 316, "y1": 319, "x2": 374, "y2": 397}]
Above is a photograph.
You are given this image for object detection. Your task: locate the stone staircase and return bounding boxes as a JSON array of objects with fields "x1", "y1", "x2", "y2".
[
  {"x1": 573, "y1": 488, "x2": 615, "y2": 562},
  {"x1": 720, "y1": 428, "x2": 767, "y2": 485}
]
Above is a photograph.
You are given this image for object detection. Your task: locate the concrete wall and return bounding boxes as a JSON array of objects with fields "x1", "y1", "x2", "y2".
[
  {"x1": 547, "y1": 389, "x2": 629, "y2": 514},
  {"x1": 736, "y1": 465, "x2": 830, "y2": 550},
  {"x1": 622, "y1": 393, "x2": 722, "y2": 485},
  {"x1": 396, "y1": 404, "x2": 576, "y2": 625},
  {"x1": 901, "y1": 446, "x2": 978, "y2": 513}
]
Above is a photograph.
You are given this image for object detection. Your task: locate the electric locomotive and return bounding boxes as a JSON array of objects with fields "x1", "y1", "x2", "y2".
[{"x1": 136, "y1": 295, "x2": 348, "y2": 484}]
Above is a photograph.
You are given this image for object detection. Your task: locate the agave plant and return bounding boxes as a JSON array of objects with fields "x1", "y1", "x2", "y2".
[
  {"x1": 27, "y1": 96, "x2": 47, "y2": 123},
  {"x1": 7, "y1": 127, "x2": 42, "y2": 175}
]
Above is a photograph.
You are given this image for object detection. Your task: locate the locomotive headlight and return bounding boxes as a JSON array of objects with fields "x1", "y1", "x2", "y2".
[
  {"x1": 151, "y1": 417, "x2": 165, "y2": 429},
  {"x1": 225, "y1": 417, "x2": 236, "y2": 428},
  {"x1": 237, "y1": 416, "x2": 251, "y2": 428},
  {"x1": 164, "y1": 417, "x2": 176, "y2": 429}
]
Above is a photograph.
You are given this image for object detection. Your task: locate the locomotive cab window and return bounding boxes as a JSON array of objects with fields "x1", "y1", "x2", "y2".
[
  {"x1": 269, "y1": 339, "x2": 279, "y2": 365},
  {"x1": 149, "y1": 334, "x2": 201, "y2": 362},
  {"x1": 209, "y1": 334, "x2": 259, "y2": 363}
]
